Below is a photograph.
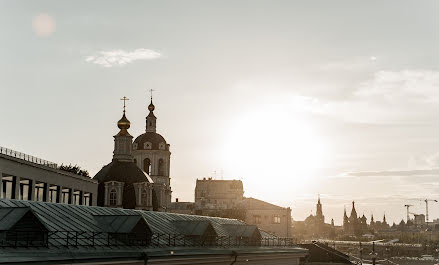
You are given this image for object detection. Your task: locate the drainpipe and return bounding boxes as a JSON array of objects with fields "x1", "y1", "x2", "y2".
[{"x1": 230, "y1": 251, "x2": 238, "y2": 265}]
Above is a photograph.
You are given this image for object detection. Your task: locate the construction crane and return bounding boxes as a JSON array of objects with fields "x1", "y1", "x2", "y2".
[
  {"x1": 404, "y1": 204, "x2": 413, "y2": 222},
  {"x1": 424, "y1": 199, "x2": 438, "y2": 224}
]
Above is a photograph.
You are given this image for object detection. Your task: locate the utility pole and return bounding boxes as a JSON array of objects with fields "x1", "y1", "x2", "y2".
[
  {"x1": 404, "y1": 204, "x2": 413, "y2": 223},
  {"x1": 370, "y1": 241, "x2": 377, "y2": 265}
]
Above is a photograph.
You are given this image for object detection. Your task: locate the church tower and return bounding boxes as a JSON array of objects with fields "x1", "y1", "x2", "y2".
[
  {"x1": 133, "y1": 93, "x2": 171, "y2": 211},
  {"x1": 316, "y1": 196, "x2": 325, "y2": 223}
]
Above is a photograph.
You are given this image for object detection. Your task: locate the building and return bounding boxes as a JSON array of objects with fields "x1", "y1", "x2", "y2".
[
  {"x1": 0, "y1": 146, "x2": 97, "y2": 205},
  {"x1": 343, "y1": 201, "x2": 389, "y2": 236},
  {"x1": 186, "y1": 178, "x2": 291, "y2": 237},
  {"x1": 0, "y1": 198, "x2": 308, "y2": 265},
  {"x1": 93, "y1": 101, "x2": 165, "y2": 211},
  {"x1": 132, "y1": 97, "x2": 172, "y2": 211},
  {"x1": 194, "y1": 178, "x2": 244, "y2": 210},
  {"x1": 239, "y1": 197, "x2": 292, "y2": 237}
]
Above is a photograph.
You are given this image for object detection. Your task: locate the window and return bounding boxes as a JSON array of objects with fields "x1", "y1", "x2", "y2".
[
  {"x1": 143, "y1": 158, "x2": 151, "y2": 174},
  {"x1": 273, "y1": 215, "x2": 281, "y2": 224},
  {"x1": 2, "y1": 176, "x2": 14, "y2": 199},
  {"x1": 254, "y1": 215, "x2": 261, "y2": 224},
  {"x1": 73, "y1": 190, "x2": 81, "y2": 205},
  {"x1": 159, "y1": 142, "x2": 165, "y2": 150},
  {"x1": 34, "y1": 182, "x2": 45, "y2": 202},
  {"x1": 19, "y1": 179, "x2": 31, "y2": 200},
  {"x1": 61, "y1": 188, "x2": 70, "y2": 204},
  {"x1": 133, "y1": 143, "x2": 138, "y2": 150},
  {"x1": 144, "y1": 142, "x2": 152, "y2": 149},
  {"x1": 109, "y1": 189, "x2": 117, "y2": 206},
  {"x1": 83, "y1": 192, "x2": 91, "y2": 206},
  {"x1": 49, "y1": 185, "x2": 58, "y2": 203}
]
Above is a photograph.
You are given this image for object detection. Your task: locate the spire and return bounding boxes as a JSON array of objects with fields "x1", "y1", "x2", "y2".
[
  {"x1": 350, "y1": 201, "x2": 357, "y2": 219},
  {"x1": 113, "y1": 97, "x2": 134, "y2": 162},
  {"x1": 383, "y1": 213, "x2": 387, "y2": 224},
  {"x1": 146, "y1": 89, "x2": 157, "y2": 133}
]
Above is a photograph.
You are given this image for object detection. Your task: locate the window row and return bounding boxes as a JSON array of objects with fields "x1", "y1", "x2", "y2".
[
  {"x1": 1, "y1": 175, "x2": 92, "y2": 206},
  {"x1": 253, "y1": 214, "x2": 282, "y2": 224},
  {"x1": 133, "y1": 142, "x2": 166, "y2": 150}
]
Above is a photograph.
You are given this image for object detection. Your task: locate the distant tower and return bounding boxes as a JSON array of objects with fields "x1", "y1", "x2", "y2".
[
  {"x1": 133, "y1": 91, "x2": 172, "y2": 211},
  {"x1": 316, "y1": 195, "x2": 325, "y2": 223},
  {"x1": 383, "y1": 213, "x2": 387, "y2": 225},
  {"x1": 343, "y1": 207, "x2": 349, "y2": 230}
]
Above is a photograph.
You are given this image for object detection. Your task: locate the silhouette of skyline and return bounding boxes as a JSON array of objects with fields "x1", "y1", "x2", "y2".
[{"x1": 1, "y1": 1, "x2": 439, "y2": 225}]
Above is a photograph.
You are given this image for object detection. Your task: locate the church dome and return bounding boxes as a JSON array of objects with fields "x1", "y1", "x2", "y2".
[
  {"x1": 148, "y1": 102, "x2": 155, "y2": 112},
  {"x1": 133, "y1": 132, "x2": 169, "y2": 151},
  {"x1": 117, "y1": 114, "x2": 130, "y2": 130}
]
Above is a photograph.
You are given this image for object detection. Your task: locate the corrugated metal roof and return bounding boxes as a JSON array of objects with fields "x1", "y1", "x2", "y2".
[
  {"x1": 0, "y1": 207, "x2": 31, "y2": 230},
  {"x1": 93, "y1": 215, "x2": 150, "y2": 233},
  {"x1": 0, "y1": 199, "x2": 254, "y2": 239},
  {"x1": 222, "y1": 224, "x2": 260, "y2": 238},
  {"x1": 171, "y1": 220, "x2": 215, "y2": 236}
]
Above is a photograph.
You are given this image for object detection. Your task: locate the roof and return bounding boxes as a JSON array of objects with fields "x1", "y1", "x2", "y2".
[
  {"x1": 171, "y1": 220, "x2": 216, "y2": 236},
  {"x1": 0, "y1": 199, "x2": 255, "y2": 238},
  {"x1": 93, "y1": 214, "x2": 151, "y2": 233},
  {"x1": 0, "y1": 199, "x2": 308, "y2": 264},
  {"x1": 239, "y1": 197, "x2": 288, "y2": 210},
  {"x1": 93, "y1": 160, "x2": 149, "y2": 184},
  {"x1": 133, "y1": 132, "x2": 168, "y2": 151},
  {"x1": 222, "y1": 224, "x2": 260, "y2": 238},
  {"x1": 93, "y1": 160, "x2": 151, "y2": 208}
]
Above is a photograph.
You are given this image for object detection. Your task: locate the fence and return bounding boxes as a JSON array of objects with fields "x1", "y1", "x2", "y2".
[
  {"x1": 0, "y1": 146, "x2": 58, "y2": 169},
  {"x1": 0, "y1": 231, "x2": 297, "y2": 248}
]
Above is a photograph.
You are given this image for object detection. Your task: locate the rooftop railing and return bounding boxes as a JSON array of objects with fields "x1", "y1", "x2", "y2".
[
  {"x1": 0, "y1": 231, "x2": 297, "y2": 248},
  {"x1": 0, "y1": 146, "x2": 58, "y2": 169}
]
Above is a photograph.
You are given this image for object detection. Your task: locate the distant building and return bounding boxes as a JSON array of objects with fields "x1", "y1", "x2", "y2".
[
  {"x1": 239, "y1": 197, "x2": 292, "y2": 237},
  {"x1": 0, "y1": 146, "x2": 97, "y2": 205},
  {"x1": 413, "y1": 214, "x2": 426, "y2": 225},
  {"x1": 180, "y1": 178, "x2": 291, "y2": 237},
  {"x1": 194, "y1": 178, "x2": 244, "y2": 210}
]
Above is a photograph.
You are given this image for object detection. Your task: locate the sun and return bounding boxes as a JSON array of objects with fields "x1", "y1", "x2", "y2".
[{"x1": 220, "y1": 104, "x2": 330, "y2": 198}]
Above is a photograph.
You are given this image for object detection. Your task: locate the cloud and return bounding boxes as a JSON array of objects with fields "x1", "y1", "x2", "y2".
[
  {"x1": 289, "y1": 70, "x2": 439, "y2": 124},
  {"x1": 319, "y1": 56, "x2": 378, "y2": 71},
  {"x1": 85, "y1": 48, "x2": 161, "y2": 67},
  {"x1": 346, "y1": 169, "x2": 439, "y2": 177}
]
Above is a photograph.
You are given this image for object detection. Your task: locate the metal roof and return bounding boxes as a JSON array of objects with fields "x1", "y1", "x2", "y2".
[{"x1": 0, "y1": 199, "x2": 254, "y2": 239}]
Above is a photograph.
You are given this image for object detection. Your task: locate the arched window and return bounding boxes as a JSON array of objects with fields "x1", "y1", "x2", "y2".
[
  {"x1": 158, "y1": 159, "x2": 164, "y2": 175},
  {"x1": 143, "y1": 158, "x2": 151, "y2": 175},
  {"x1": 109, "y1": 189, "x2": 117, "y2": 206}
]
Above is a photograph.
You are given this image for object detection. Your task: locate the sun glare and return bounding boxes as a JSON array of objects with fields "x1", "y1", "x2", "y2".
[{"x1": 221, "y1": 105, "x2": 330, "y2": 197}]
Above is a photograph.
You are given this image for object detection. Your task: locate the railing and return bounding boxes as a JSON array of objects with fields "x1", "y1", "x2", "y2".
[
  {"x1": 0, "y1": 231, "x2": 297, "y2": 248},
  {"x1": 0, "y1": 146, "x2": 58, "y2": 169}
]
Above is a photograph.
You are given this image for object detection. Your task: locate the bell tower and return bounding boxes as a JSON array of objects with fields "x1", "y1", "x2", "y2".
[{"x1": 132, "y1": 91, "x2": 172, "y2": 211}]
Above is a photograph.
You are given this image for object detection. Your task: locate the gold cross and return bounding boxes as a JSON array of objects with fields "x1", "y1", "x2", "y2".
[
  {"x1": 120, "y1": 96, "x2": 129, "y2": 113},
  {"x1": 149, "y1": 89, "x2": 154, "y2": 101}
]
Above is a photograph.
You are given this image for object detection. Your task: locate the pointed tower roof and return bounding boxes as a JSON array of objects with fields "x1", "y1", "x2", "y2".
[{"x1": 350, "y1": 201, "x2": 357, "y2": 219}]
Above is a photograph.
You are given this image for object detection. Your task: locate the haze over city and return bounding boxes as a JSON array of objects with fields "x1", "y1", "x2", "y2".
[{"x1": 2, "y1": 0, "x2": 439, "y2": 225}]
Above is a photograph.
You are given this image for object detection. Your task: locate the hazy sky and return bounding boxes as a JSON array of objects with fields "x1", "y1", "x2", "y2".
[{"x1": 1, "y1": 1, "x2": 439, "y2": 225}]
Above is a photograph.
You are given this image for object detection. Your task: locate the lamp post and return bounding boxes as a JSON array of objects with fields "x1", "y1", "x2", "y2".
[{"x1": 370, "y1": 242, "x2": 378, "y2": 265}]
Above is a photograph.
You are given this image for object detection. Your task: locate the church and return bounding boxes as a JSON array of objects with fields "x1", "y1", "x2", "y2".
[{"x1": 93, "y1": 96, "x2": 172, "y2": 211}]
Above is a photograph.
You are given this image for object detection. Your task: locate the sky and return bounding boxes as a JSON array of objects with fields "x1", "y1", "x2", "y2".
[{"x1": 1, "y1": 0, "x2": 439, "y2": 225}]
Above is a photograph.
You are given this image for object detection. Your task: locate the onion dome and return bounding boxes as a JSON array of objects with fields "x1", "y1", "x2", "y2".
[
  {"x1": 117, "y1": 113, "x2": 131, "y2": 130},
  {"x1": 148, "y1": 101, "x2": 155, "y2": 112}
]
